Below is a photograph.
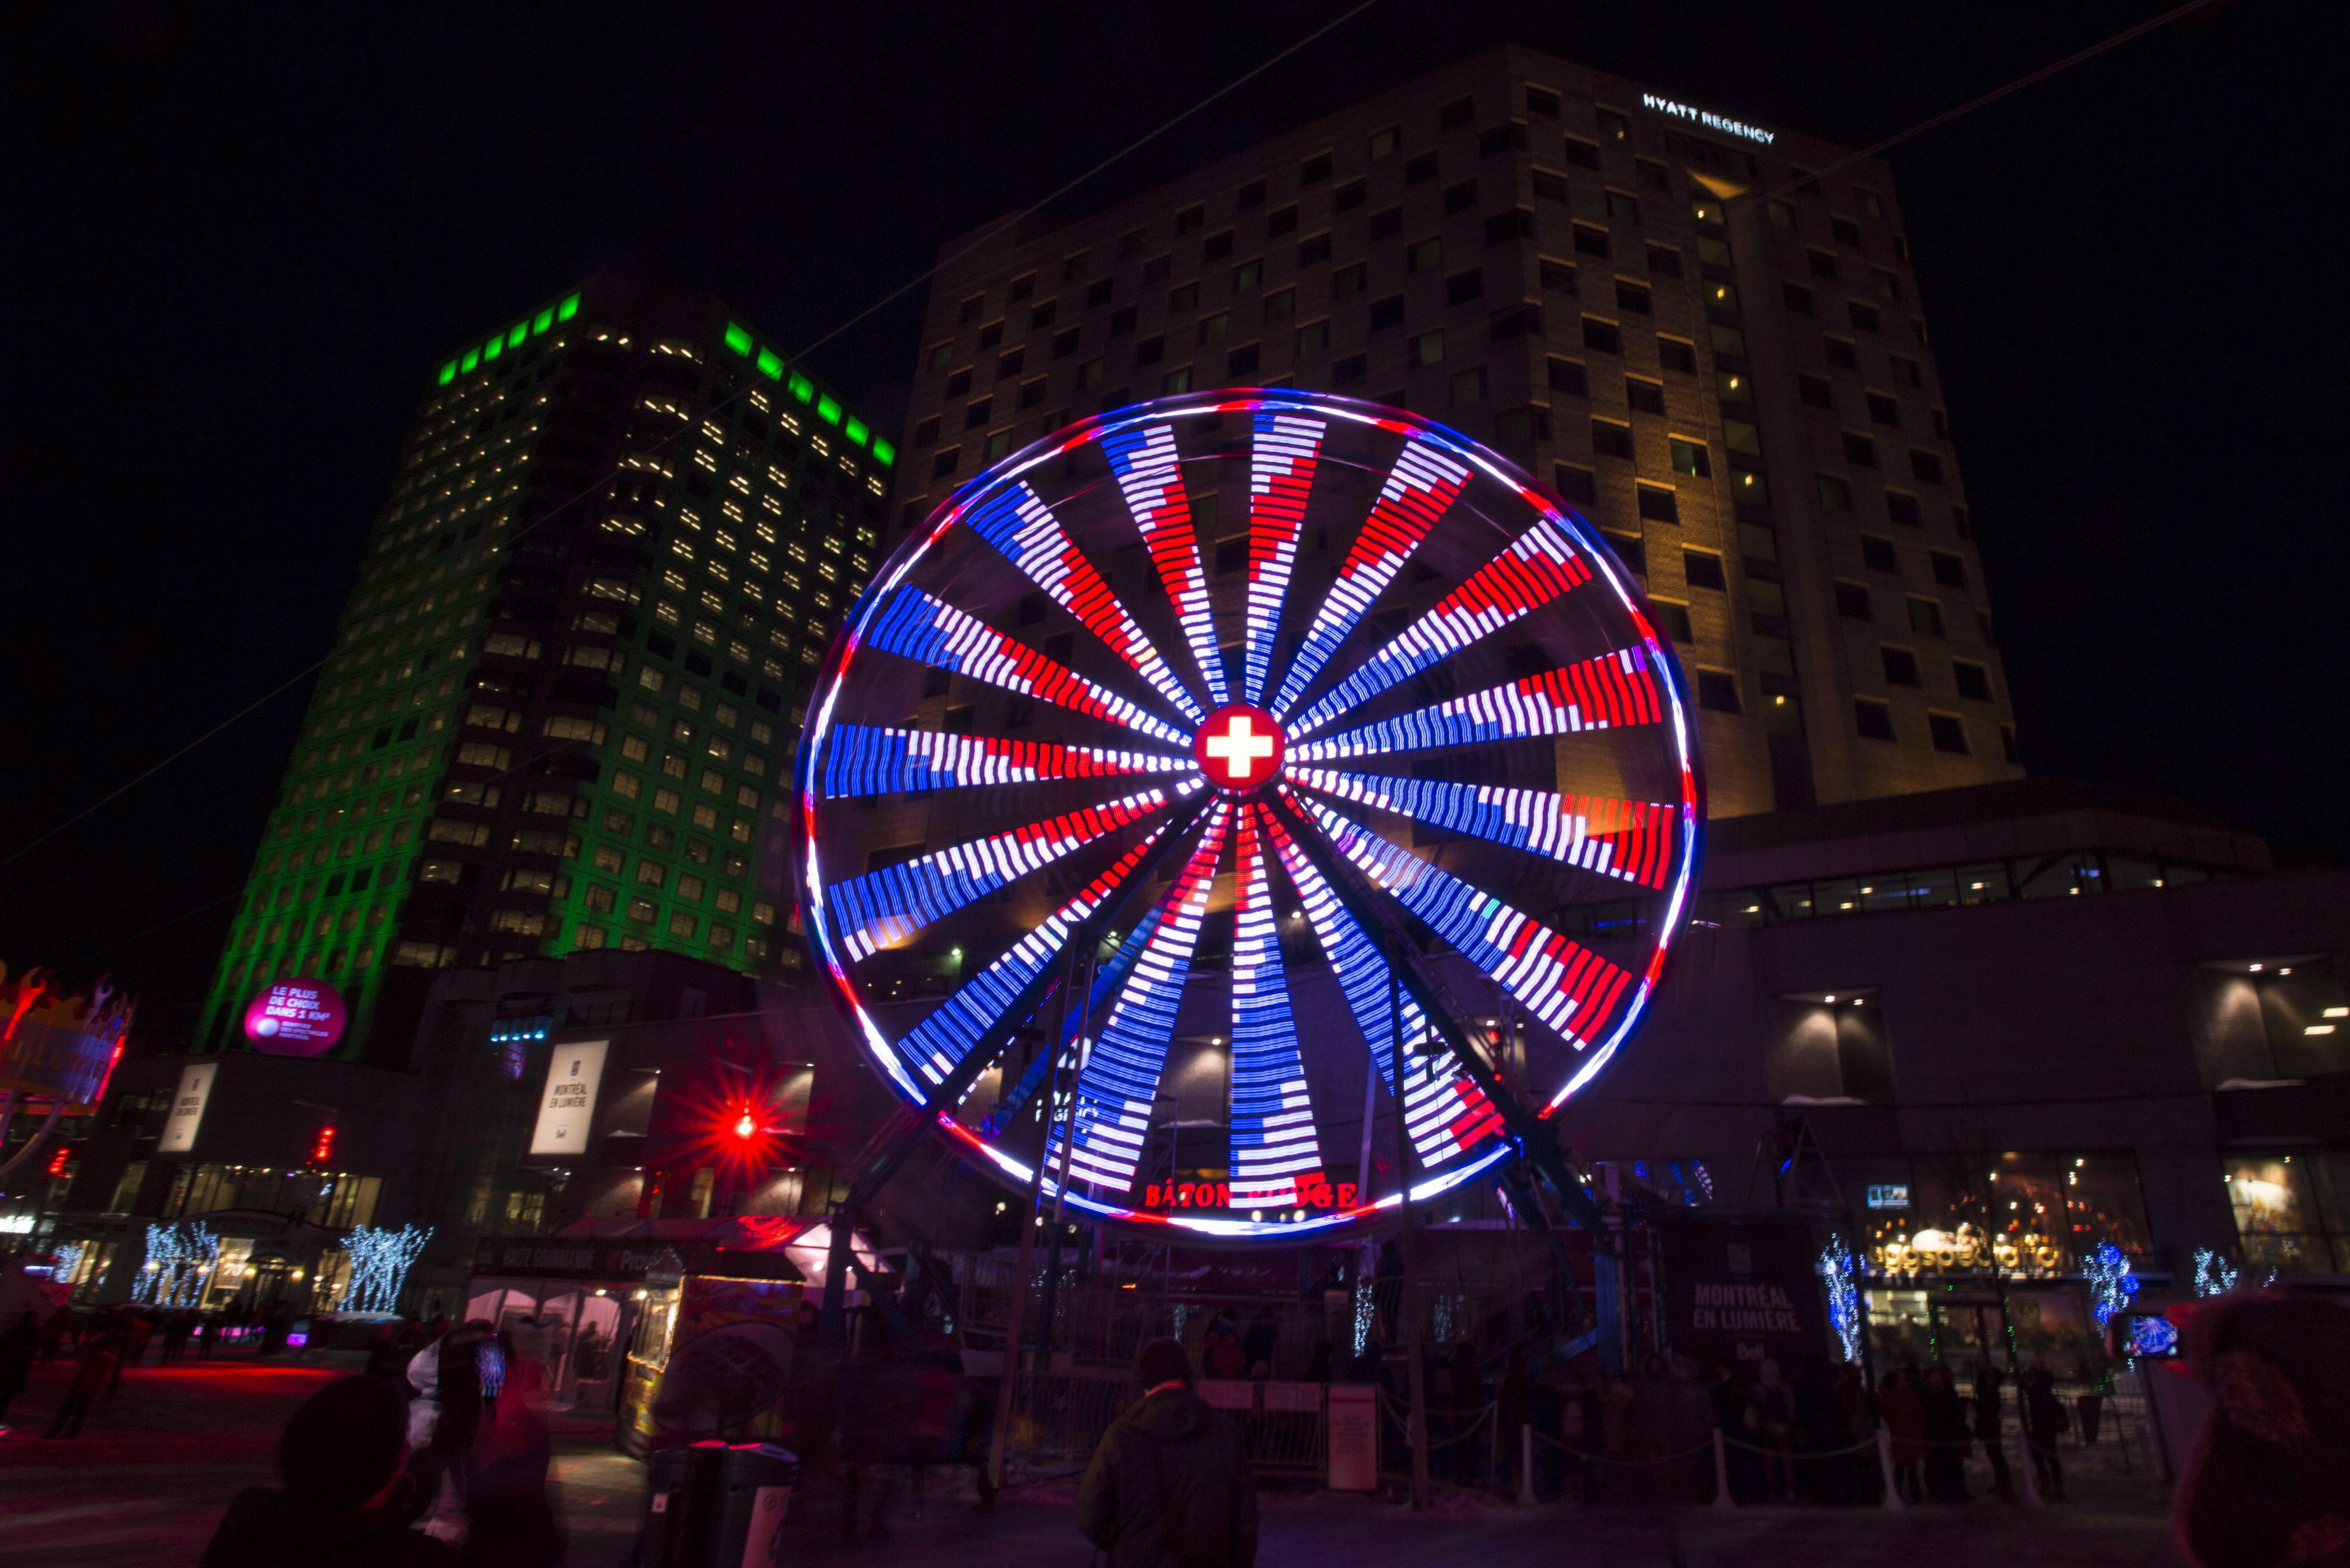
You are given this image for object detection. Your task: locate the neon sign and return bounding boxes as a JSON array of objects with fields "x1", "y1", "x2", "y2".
[
  {"x1": 794, "y1": 390, "x2": 1702, "y2": 1240},
  {"x1": 243, "y1": 979, "x2": 347, "y2": 1056},
  {"x1": 1641, "y1": 93, "x2": 1776, "y2": 145}
]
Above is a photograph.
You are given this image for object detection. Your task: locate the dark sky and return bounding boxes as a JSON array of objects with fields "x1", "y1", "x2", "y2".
[{"x1": 6, "y1": 1, "x2": 2334, "y2": 1044}]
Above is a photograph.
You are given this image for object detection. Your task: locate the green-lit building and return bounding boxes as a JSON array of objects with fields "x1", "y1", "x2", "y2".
[{"x1": 193, "y1": 276, "x2": 894, "y2": 1065}]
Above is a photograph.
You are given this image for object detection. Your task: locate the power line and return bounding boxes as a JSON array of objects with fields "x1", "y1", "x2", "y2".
[
  {"x1": 0, "y1": 0, "x2": 1387, "y2": 880},
  {"x1": 1740, "y1": 0, "x2": 2231, "y2": 208}
]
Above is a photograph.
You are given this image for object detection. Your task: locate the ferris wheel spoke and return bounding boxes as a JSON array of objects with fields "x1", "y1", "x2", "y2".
[
  {"x1": 960, "y1": 480, "x2": 1207, "y2": 723},
  {"x1": 1240, "y1": 412, "x2": 1329, "y2": 706},
  {"x1": 1050, "y1": 803, "x2": 1233, "y2": 1199},
  {"x1": 1287, "y1": 513, "x2": 1596, "y2": 741},
  {"x1": 1292, "y1": 791, "x2": 1639, "y2": 1052},
  {"x1": 1289, "y1": 647, "x2": 1665, "y2": 762},
  {"x1": 822, "y1": 786, "x2": 1184, "y2": 963},
  {"x1": 1226, "y1": 805, "x2": 1324, "y2": 1209},
  {"x1": 861, "y1": 587, "x2": 1192, "y2": 747},
  {"x1": 1259, "y1": 807, "x2": 1506, "y2": 1172},
  {"x1": 1267, "y1": 440, "x2": 1470, "y2": 719},
  {"x1": 890, "y1": 827, "x2": 1171, "y2": 1092},
  {"x1": 1101, "y1": 422, "x2": 1229, "y2": 707},
  {"x1": 819, "y1": 724, "x2": 1192, "y2": 799},
  {"x1": 1290, "y1": 767, "x2": 1678, "y2": 890}
]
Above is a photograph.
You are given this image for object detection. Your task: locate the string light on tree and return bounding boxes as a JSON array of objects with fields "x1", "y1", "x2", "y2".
[
  {"x1": 2087, "y1": 1242, "x2": 2140, "y2": 1328},
  {"x1": 1817, "y1": 1244, "x2": 1863, "y2": 1363},
  {"x1": 339, "y1": 1224, "x2": 432, "y2": 1314},
  {"x1": 2193, "y1": 1246, "x2": 2239, "y2": 1298}
]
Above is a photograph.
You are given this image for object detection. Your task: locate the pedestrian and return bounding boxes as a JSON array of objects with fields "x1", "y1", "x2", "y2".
[
  {"x1": 2171, "y1": 1290, "x2": 2350, "y2": 1568},
  {"x1": 1973, "y1": 1364, "x2": 2015, "y2": 1501},
  {"x1": 201, "y1": 1374, "x2": 455, "y2": 1566},
  {"x1": 404, "y1": 1321, "x2": 496, "y2": 1547},
  {"x1": 1241, "y1": 1308, "x2": 1278, "y2": 1380},
  {"x1": 108, "y1": 1309, "x2": 153, "y2": 1394},
  {"x1": 1919, "y1": 1364, "x2": 1971, "y2": 1503},
  {"x1": 1202, "y1": 1308, "x2": 1242, "y2": 1381},
  {"x1": 0, "y1": 1310, "x2": 38, "y2": 1423},
  {"x1": 44, "y1": 1332, "x2": 121, "y2": 1440},
  {"x1": 1880, "y1": 1369, "x2": 1926, "y2": 1504},
  {"x1": 39, "y1": 1305, "x2": 72, "y2": 1363},
  {"x1": 1791, "y1": 1356, "x2": 1853, "y2": 1503},
  {"x1": 1749, "y1": 1358, "x2": 1796, "y2": 1500},
  {"x1": 2021, "y1": 1363, "x2": 2066, "y2": 1501},
  {"x1": 1077, "y1": 1338, "x2": 1258, "y2": 1568},
  {"x1": 162, "y1": 1311, "x2": 195, "y2": 1365}
]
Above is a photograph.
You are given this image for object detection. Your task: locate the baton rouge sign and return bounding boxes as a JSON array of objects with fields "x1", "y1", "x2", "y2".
[
  {"x1": 242, "y1": 979, "x2": 347, "y2": 1056},
  {"x1": 794, "y1": 390, "x2": 1702, "y2": 1242}
]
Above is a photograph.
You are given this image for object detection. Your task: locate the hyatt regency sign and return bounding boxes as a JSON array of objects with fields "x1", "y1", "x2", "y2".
[{"x1": 1642, "y1": 93, "x2": 1776, "y2": 145}]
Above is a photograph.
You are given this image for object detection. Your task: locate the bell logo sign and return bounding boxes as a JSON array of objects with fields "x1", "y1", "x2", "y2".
[{"x1": 1195, "y1": 705, "x2": 1285, "y2": 792}]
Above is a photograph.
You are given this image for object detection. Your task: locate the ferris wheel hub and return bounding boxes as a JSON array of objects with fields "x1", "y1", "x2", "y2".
[{"x1": 1194, "y1": 704, "x2": 1286, "y2": 793}]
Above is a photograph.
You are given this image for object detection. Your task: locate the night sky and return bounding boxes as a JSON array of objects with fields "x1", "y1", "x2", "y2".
[{"x1": 7, "y1": 2, "x2": 2332, "y2": 1046}]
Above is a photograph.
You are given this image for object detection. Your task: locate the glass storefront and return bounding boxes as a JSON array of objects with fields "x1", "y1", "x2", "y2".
[
  {"x1": 2227, "y1": 1152, "x2": 2350, "y2": 1274},
  {"x1": 1854, "y1": 1150, "x2": 2150, "y2": 1279}
]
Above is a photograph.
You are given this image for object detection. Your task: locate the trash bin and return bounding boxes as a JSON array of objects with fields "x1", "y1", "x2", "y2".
[
  {"x1": 636, "y1": 1440, "x2": 731, "y2": 1568},
  {"x1": 712, "y1": 1443, "x2": 799, "y2": 1568}
]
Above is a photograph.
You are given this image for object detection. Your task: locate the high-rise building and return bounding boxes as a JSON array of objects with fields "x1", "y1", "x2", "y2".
[
  {"x1": 195, "y1": 276, "x2": 895, "y2": 1064},
  {"x1": 890, "y1": 45, "x2": 2020, "y2": 819}
]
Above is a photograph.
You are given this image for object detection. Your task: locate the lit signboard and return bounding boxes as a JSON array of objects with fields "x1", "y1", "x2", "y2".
[
  {"x1": 243, "y1": 979, "x2": 347, "y2": 1056},
  {"x1": 1866, "y1": 1183, "x2": 1911, "y2": 1210},
  {"x1": 1641, "y1": 93, "x2": 1776, "y2": 145},
  {"x1": 529, "y1": 1039, "x2": 609, "y2": 1155},
  {"x1": 158, "y1": 1061, "x2": 219, "y2": 1154}
]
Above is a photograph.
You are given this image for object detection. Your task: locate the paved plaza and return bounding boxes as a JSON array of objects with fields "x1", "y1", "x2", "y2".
[{"x1": 0, "y1": 1353, "x2": 2184, "y2": 1567}]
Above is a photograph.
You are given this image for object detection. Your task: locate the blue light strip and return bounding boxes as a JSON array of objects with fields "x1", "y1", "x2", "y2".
[
  {"x1": 1269, "y1": 440, "x2": 1469, "y2": 718},
  {"x1": 862, "y1": 587, "x2": 1192, "y2": 747},
  {"x1": 825, "y1": 788, "x2": 1172, "y2": 961},
  {"x1": 1291, "y1": 648, "x2": 1663, "y2": 761},
  {"x1": 1296, "y1": 792, "x2": 1636, "y2": 1048},
  {"x1": 961, "y1": 480, "x2": 1206, "y2": 723},
  {"x1": 819, "y1": 724, "x2": 1190, "y2": 797},
  {"x1": 1287, "y1": 512, "x2": 1594, "y2": 740},
  {"x1": 1240, "y1": 412, "x2": 1326, "y2": 706},
  {"x1": 1101, "y1": 421, "x2": 1230, "y2": 707},
  {"x1": 1260, "y1": 807, "x2": 1499, "y2": 1169},
  {"x1": 1226, "y1": 806, "x2": 1322, "y2": 1208},
  {"x1": 894, "y1": 827, "x2": 1168, "y2": 1089},
  {"x1": 1290, "y1": 768, "x2": 1676, "y2": 890},
  {"x1": 1053, "y1": 805, "x2": 1231, "y2": 1195}
]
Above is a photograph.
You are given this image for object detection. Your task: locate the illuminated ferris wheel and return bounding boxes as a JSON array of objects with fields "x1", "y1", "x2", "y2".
[{"x1": 795, "y1": 390, "x2": 1701, "y2": 1242}]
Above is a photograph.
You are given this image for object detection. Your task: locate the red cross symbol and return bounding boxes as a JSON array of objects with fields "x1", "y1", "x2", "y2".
[{"x1": 1194, "y1": 704, "x2": 1285, "y2": 791}]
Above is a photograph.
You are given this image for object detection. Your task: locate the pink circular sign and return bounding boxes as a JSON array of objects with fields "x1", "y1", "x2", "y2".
[{"x1": 243, "y1": 979, "x2": 347, "y2": 1056}]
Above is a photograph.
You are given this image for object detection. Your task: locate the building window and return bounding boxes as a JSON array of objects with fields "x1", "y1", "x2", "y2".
[
  {"x1": 1439, "y1": 95, "x2": 1475, "y2": 129},
  {"x1": 1817, "y1": 473, "x2": 1852, "y2": 511},
  {"x1": 1449, "y1": 366, "x2": 1487, "y2": 404},
  {"x1": 1591, "y1": 419, "x2": 1633, "y2": 460},
  {"x1": 1652, "y1": 599, "x2": 1694, "y2": 642},
  {"x1": 1657, "y1": 337, "x2": 1697, "y2": 374},
  {"x1": 1953, "y1": 660, "x2": 1993, "y2": 702},
  {"x1": 1564, "y1": 137, "x2": 1599, "y2": 170},
  {"x1": 1867, "y1": 391, "x2": 1901, "y2": 427},
  {"x1": 1625, "y1": 376, "x2": 1665, "y2": 414},
  {"x1": 1696, "y1": 670, "x2": 1742, "y2": 713},
  {"x1": 1854, "y1": 698, "x2": 1896, "y2": 741},
  {"x1": 1911, "y1": 449, "x2": 1946, "y2": 484},
  {"x1": 1443, "y1": 179, "x2": 1479, "y2": 215},
  {"x1": 1483, "y1": 208, "x2": 1534, "y2": 244},
  {"x1": 1370, "y1": 124, "x2": 1401, "y2": 157},
  {"x1": 1637, "y1": 485, "x2": 1679, "y2": 523},
  {"x1": 1682, "y1": 549, "x2": 1726, "y2": 591},
  {"x1": 1669, "y1": 439, "x2": 1710, "y2": 478},
  {"x1": 1410, "y1": 329, "x2": 1445, "y2": 366},
  {"x1": 1369, "y1": 205, "x2": 1402, "y2": 239},
  {"x1": 1825, "y1": 337, "x2": 1857, "y2": 370},
  {"x1": 1553, "y1": 463, "x2": 1596, "y2": 505},
  {"x1": 1405, "y1": 150, "x2": 1438, "y2": 185},
  {"x1": 1572, "y1": 224, "x2": 1610, "y2": 259},
  {"x1": 1605, "y1": 190, "x2": 1640, "y2": 223},
  {"x1": 1547, "y1": 358, "x2": 1588, "y2": 396},
  {"x1": 1532, "y1": 168, "x2": 1568, "y2": 203},
  {"x1": 1445, "y1": 269, "x2": 1484, "y2": 306},
  {"x1": 1907, "y1": 597, "x2": 1944, "y2": 637},
  {"x1": 1930, "y1": 550, "x2": 1967, "y2": 588},
  {"x1": 1783, "y1": 283, "x2": 1816, "y2": 317},
  {"x1": 1880, "y1": 646, "x2": 1922, "y2": 686},
  {"x1": 1927, "y1": 712, "x2": 1970, "y2": 754},
  {"x1": 1582, "y1": 318, "x2": 1622, "y2": 355},
  {"x1": 1834, "y1": 581, "x2": 1872, "y2": 620},
  {"x1": 1885, "y1": 491, "x2": 1922, "y2": 529},
  {"x1": 1861, "y1": 534, "x2": 1899, "y2": 573},
  {"x1": 1842, "y1": 431, "x2": 1877, "y2": 468},
  {"x1": 1603, "y1": 531, "x2": 1644, "y2": 573}
]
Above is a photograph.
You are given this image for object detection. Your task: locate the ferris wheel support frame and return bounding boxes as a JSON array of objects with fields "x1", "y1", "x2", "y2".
[{"x1": 813, "y1": 792, "x2": 1215, "y2": 1350}]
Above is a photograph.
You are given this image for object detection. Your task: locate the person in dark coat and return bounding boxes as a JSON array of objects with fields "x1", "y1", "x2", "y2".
[
  {"x1": 44, "y1": 1332, "x2": 120, "y2": 1438},
  {"x1": 202, "y1": 1374, "x2": 454, "y2": 1567},
  {"x1": 1077, "y1": 1338, "x2": 1258, "y2": 1568},
  {"x1": 2171, "y1": 1291, "x2": 2350, "y2": 1568},
  {"x1": 2021, "y1": 1364, "x2": 2066, "y2": 1501},
  {"x1": 0, "y1": 1310, "x2": 38, "y2": 1422},
  {"x1": 1973, "y1": 1364, "x2": 2015, "y2": 1501},
  {"x1": 1202, "y1": 1309, "x2": 1243, "y2": 1381},
  {"x1": 1880, "y1": 1370, "x2": 1926, "y2": 1504},
  {"x1": 1241, "y1": 1309, "x2": 1278, "y2": 1380},
  {"x1": 1919, "y1": 1364, "x2": 1971, "y2": 1503}
]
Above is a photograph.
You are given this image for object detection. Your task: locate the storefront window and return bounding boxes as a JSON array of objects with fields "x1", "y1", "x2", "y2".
[
  {"x1": 1861, "y1": 1151, "x2": 2147, "y2": 1277},
  {"x1": 2228, "y1": 1155, "x2": 2331, "y2": 1275}
]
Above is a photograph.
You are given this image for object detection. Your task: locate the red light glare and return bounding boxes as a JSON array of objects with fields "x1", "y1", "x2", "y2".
[
  {"x1": 310, "y1": 1126, "x2": 337, "y2": 1165},
  {"x1": 733, "y1": 1110, "x2": 757, "y2": 1140},
  {"x1": 46, "y1": 1148, "x2": 69, "y2": 1177}
]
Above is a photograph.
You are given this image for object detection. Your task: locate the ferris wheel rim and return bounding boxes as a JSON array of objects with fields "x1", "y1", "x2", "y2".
[{"x1": 791, "y1": 388, "x2": 1704, "y2": 1242}]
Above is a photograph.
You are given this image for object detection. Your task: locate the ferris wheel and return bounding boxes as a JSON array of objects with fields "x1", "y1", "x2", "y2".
[{"x1": 795, "y1": 390, "x2": 1701, "y2": 1242}]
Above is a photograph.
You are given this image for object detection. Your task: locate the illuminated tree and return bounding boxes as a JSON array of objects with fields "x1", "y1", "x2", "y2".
[{"x1": 338, "y1": 1224, "x2": 431, "y2": 1314}]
